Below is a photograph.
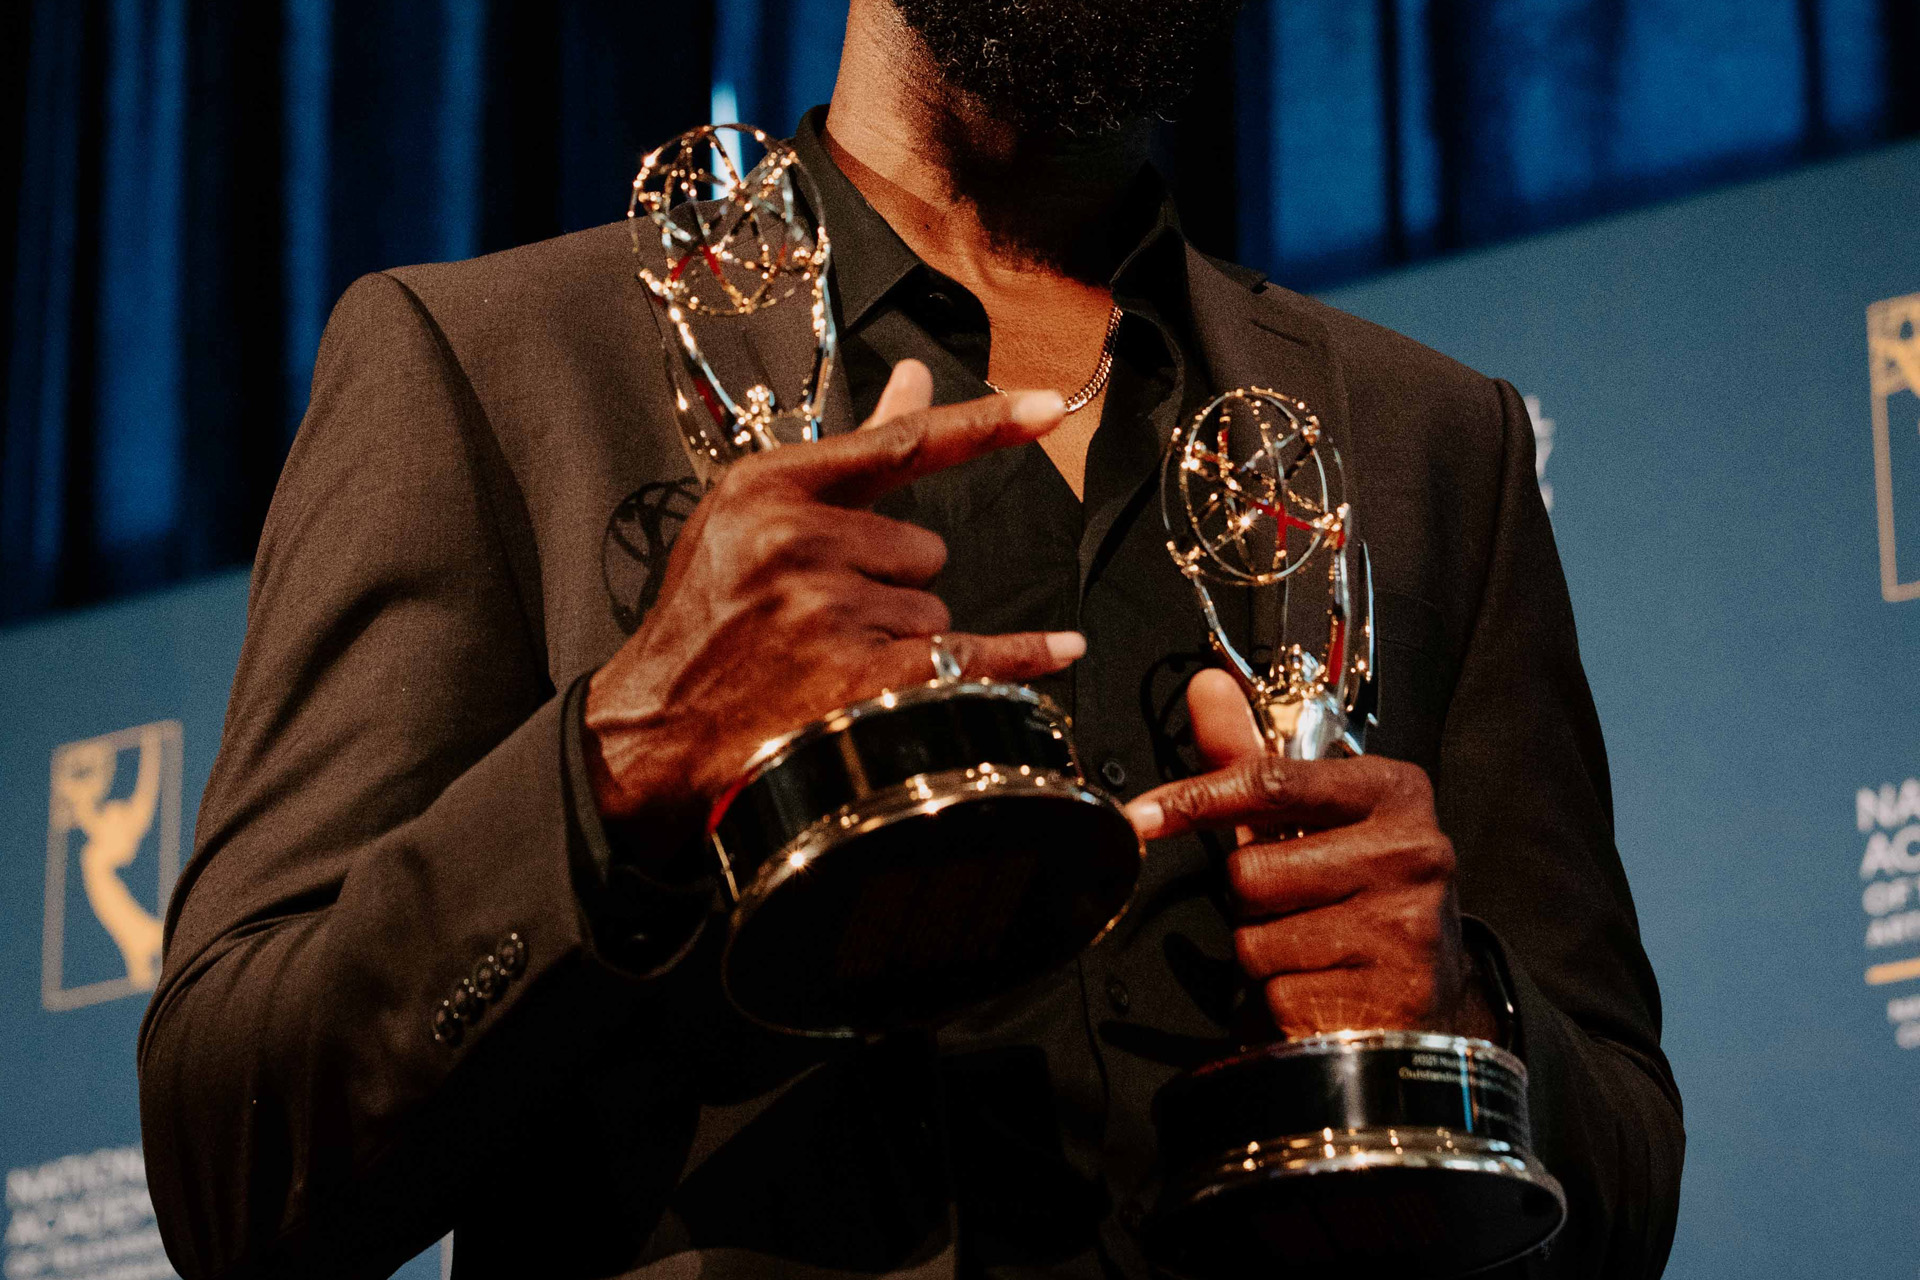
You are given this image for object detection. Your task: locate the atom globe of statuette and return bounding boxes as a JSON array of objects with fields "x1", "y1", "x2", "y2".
[
  {"x1": 628, "y1": 123, "x2": 824, "y2": 317},
  {"x1": 628, "y1": 123, "x2": 837, "y2": 476},
  {"x1": 1168, "y1": 387, "x2": 1339, "y2": 592},
  {"x1": 1162, "y1": 387, "x2": 1368, "y2": 753}
]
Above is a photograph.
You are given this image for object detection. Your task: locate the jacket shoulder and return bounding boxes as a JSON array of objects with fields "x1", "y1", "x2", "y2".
[
  {"x1": 375, "y1": 221, "x2": 639, "y2": 365},
  {"x1": 1256, "y1": 279, "x2": 1514, "y2": 480},
  {"x1": 345, "y1": 222, "x2": 664, "y2": 475},
  {"x1": 1270, "y1": 283, "x2": 1500, "y2": 410},
  {"x1": 387, "y1": 219, "x2": 629, "y2": 307},
  {"x1": 1191, "y1": 247, "x2": 1496, "y2": 412}
]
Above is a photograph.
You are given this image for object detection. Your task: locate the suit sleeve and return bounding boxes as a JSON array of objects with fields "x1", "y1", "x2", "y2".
[
  {"x1": 1437, "y1": 379, "x2": 1685, "y2": 1279},
  {"x1": 136, "y1": 272, "x2": 704, "y2": 1279}
]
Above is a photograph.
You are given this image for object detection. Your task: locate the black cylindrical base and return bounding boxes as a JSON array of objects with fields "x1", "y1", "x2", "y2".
[
  {"x1": 723, "y1": 774, "x2": 1139, "y2": 1035},
  {"x1": 709, "y1": 681, "x2": 1141, "y2": 1036},
  {"x1": 1145, "y1": 1032, "x2": 1565, "y2": 1278}
]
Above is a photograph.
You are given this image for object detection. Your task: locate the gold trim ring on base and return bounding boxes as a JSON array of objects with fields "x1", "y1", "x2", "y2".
[
  {"x1": 715, "y1": 749, "x2": 1140, "y2": 1037},
  {"x1": 1145, "y1": 1031, "x2": 1566, "y2": 1278}
]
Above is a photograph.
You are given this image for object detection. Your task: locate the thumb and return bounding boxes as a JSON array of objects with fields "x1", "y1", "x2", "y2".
[
  {"x1": 1188, "y1": 667, "x2": 1265, "y2": 770},
  {"x1": 862, "y1": 358, "x2": 933, "y2": 429}
]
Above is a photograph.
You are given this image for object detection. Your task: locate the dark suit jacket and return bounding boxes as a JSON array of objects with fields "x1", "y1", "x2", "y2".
[{"x1": 138, "y1": 216, "x2": 1683, "y2": 1279}]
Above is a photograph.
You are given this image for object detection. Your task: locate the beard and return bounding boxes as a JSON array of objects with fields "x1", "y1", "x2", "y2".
[{"x1": 889, "y1": 0, "x2": 1245, "y2": 136}]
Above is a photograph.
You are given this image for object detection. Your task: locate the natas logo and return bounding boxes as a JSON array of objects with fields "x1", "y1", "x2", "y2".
[
  {"x1": 1867, "y1": 293, "x2": 1919, "y2": 603},
  {"x1": 43, "y1": 722, "x2": 182, "y2": 1012}
]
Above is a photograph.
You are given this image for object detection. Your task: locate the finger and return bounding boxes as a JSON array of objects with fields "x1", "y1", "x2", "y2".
[
  {"x1": 1225, "y1": 821, "x2": 1453, "y2": 918},
  {"x1": 1225, "y1": 831, "x2": 1368, "y2": 918},
  {"x1": 740, "y1": 390, "x2": 1066, "y2": 507},
  {"x1": 1187, "y1": 668, "x2": 1264, "y2": 770},
  {"x1": 839, "y1": 579, "x2": 952, "y2": 639},
  {"x1": 1262, "y1": 969, "x2": 1435, "y2": 1038},
  {"x1": 760, "y1": 506, "x2": 948, "y2": 586},
  {"x1": 868, "y1": 629, "x2": 1086, "y2": 688},
  {"x1": 1234, "y1": 904, "x2": 1374, "y2": 980},
  {"x1": 1185, "y1": 668, "x2": 1266, "y2": 848},
  {"x1": 862, "y1": 359, "x2": 934, "y2": 429},
  {"x1": 1125, "y1": 754, "x2": 1423, "y2": 841},
  {"x1": 1247, "y1": 893, "x2": 1454, "y2": 1035},
  {"x1": 942, "y1": 630, "x2": 1086, "y2": 682}
]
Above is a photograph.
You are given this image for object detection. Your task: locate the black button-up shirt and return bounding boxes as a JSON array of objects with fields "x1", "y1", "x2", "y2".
[{"x1": 783, "y1": 110, "x2": 1255, "y2": 1276}]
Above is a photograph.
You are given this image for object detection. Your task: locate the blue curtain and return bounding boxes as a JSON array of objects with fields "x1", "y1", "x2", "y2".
[
  {"x1": 1238, "y1": 0, "x2": 1918, "y2": 283},
  {"x1": 3, "y1": 0, "x2": 1915, "y2": 623},
  {"x1": 2, "y1": 0, "x2": 710, "y2": 621}
]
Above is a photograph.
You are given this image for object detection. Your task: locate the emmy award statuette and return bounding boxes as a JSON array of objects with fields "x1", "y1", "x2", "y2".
[
  {"x1": 1141, "y1": 389, "x2": 1565, "y2": 1277},
  {"x1": 628, "y1": 125, "x2": 1141, "y2": 1039}
]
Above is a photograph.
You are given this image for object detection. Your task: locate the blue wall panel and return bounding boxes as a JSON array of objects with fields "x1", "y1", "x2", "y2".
[
  {"x1": 0, "y1": 571, "x2": 444, "y2": 1279},
  {"x1": 1327, "y1": 138, "x2": 1920, "y2": 1279}
]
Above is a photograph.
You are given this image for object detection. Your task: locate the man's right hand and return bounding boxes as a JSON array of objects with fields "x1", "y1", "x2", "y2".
[{"x1": 582, "y1": 360, "x2": 1081, "y2": 843}]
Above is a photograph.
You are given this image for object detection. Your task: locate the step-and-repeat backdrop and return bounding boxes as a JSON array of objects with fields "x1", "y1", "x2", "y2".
[
  {"x1": 1325, "y1": 139, "x2": 1920, "y2": 1276},
  {"x1": 3, "y1": 139, "x2": 1915, "y2": 1278},
  {"x1": 0, "y1": 583, "x2": 443, "y2": 1280}
]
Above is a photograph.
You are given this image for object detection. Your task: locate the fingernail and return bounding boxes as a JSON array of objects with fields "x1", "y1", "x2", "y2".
[
  {"x1": 1008, "y1": 390, "x2": 1066, "y2": 427},
  {"x1": 1126, "y1": 799, "x2": 1164, "y2": 839},
  {"x1": 1045, "y1": 631, "x2": 1086, "y2": 663}
]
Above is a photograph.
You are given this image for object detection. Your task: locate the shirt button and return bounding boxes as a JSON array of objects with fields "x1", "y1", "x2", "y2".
[
  {"x1": 1106, "y1": 976, "x2": 1131, "y2": 1015},
  {"x1": 496, "y1": 932, "x2": 527, "y2": 977},
  {"x1": 1100, "y1": 758, "x2": 1128, "y2": 789},
  {"x1": 431, "y1": 1001, "x2": 463, "y2": 1046}
]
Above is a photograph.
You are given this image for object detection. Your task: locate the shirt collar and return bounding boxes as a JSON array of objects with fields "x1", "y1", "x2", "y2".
[
  {"x1": 790, "y1": 106, "x2": 1190, "y2": 328},
  {"x1": 791, "y1": 108, "x2": 927, "y2": 328}
]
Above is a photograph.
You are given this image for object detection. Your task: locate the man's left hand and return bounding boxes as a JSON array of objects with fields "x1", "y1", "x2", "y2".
[{"x1": 1125, "y1": 669, "x2": 1498, "y2": 1042}]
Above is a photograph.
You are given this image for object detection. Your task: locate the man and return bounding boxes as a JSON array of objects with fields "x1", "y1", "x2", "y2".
[{"x1": 139, "y1": 0, "x2": 1684, "y2": 1276}]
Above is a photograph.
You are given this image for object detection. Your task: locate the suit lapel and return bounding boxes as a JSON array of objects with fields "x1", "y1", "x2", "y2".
[
  {"x1": 1182, "y1": 245, "x2": 1361, "y2": 671},
  {"x1": 817, "y1": 283, "x2": 860, "y2": 441},
  {"x1": 1183, "y1": 244, "x2": 1355, "y2": 476}
]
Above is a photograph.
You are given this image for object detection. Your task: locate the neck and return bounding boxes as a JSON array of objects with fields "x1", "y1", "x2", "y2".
[{"x1": 823, "y1": 0, "x2": 1150, "y2": 284}]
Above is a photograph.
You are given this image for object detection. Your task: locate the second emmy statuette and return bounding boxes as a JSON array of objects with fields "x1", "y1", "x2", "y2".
[
  {"x1": 1142, "y1": 388, "x2": 1565, "y2": 1278},
  {"x1": 628, "y1": 125, "x2": 1140, "y2": 1039}
]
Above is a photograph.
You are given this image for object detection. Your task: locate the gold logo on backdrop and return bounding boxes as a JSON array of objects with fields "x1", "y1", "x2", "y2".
[
  {"x1": 1868, "y1": 293, "x2": 1920, "y2": 603},
  {"x1": 42, "y1": 721, "x2": 183, "y2": 1011}
]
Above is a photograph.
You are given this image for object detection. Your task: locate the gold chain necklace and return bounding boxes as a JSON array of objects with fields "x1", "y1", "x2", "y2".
[{"x1": 984, "y1": 304, "x2": 1124, "y2": 415}]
